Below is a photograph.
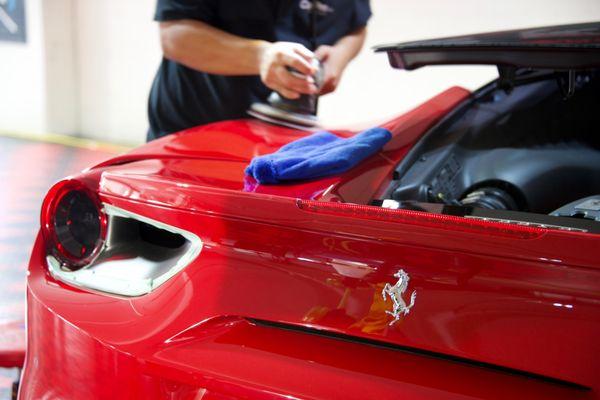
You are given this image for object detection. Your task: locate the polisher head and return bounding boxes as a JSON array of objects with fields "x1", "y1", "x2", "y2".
[{"x1": 249, "y1": 59, "x2": 324, "y2": 129}]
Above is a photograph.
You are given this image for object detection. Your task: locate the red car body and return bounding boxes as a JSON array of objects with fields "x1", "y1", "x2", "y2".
[{"x1": 19, "y1": 23, "x2": 600, "y2": 399}]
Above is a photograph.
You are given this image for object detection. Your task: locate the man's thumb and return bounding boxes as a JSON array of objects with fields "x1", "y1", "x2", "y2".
[{"x1": 314, "y1": 45, "x2": 331, "y2": 61}]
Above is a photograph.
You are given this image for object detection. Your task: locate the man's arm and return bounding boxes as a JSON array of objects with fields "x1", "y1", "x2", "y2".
[
  {"x1": 160, "y1": 19, "x2": 318, "y2": 99},
  {"x1": 315, "y1": 27, "x2": 367, "y2": 95}
]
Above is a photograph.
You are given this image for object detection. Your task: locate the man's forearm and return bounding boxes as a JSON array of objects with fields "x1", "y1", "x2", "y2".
[
  {"x1": 332, "y1": 27, "x2": 367, "y2": 66},
  {"x1": 160, "y1": 19, "x2": 269, "y2": 75}
]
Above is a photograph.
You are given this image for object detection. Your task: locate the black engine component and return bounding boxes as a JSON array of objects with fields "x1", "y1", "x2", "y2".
[
  {"x1": 388, "y1": 70, "x2": 600, "y2": 215},
  {"x1": 460, "y1": 187, "x2": 518, "y2": 210}
]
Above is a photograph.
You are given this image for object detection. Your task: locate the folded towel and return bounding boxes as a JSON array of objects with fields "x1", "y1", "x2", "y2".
[{"x1": 245, "y1": 127, "x2": 392, "y2": 184}]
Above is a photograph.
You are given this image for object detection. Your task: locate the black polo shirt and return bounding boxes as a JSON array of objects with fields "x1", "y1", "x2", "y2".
[{"x1": 147, "y1": 0, "x2": 371, "y2": 140}]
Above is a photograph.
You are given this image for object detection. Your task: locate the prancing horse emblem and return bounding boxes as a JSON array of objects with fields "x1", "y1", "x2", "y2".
[{"x1": 382, "y1": 269, "x2": 417, "y2": 326}]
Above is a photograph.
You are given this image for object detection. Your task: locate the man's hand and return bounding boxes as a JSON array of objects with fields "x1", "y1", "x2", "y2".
[
  {"x1": 258, "y1": 42, "x2": 318, "y2": 99},
  {"x1": 314, "y1": 27, "x2": 368, "y2": 96},
  {"x1": 314, "y1": 45, "x2": 347, "y2": 95}
]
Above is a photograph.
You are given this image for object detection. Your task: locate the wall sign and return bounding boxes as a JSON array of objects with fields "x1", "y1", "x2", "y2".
[{"x1": 0, "y1": 0, "x2": 26, "y2": 43}]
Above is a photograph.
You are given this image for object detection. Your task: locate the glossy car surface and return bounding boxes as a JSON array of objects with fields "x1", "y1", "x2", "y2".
[{"x1": 19, "y1": 23, "x2": 600, "y2": 399}]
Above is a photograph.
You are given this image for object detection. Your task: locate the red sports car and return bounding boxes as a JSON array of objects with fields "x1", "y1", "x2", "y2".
[{"x1": 19, "y1": 23, "x2": 600, "y2": 399}]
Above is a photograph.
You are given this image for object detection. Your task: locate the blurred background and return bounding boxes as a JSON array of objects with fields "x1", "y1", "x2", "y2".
[{"x1": 0, "y1": 0, "x2": 599, "y2": 145}]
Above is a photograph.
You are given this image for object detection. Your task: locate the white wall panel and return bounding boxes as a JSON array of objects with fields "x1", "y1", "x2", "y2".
[
  {"x1": 0, "y1": 0, "x2": 46, "y2": 134},
  {"x1": 43, "y1": 0, "x2": 78, "y2": 135},
  {"x1": 75, "y1": 0, "x2": 160, "y2": 143}
]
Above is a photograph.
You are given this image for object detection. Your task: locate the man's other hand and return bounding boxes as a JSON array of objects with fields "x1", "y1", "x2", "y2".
[
  {"x1": 314, "y1": 27, "x2": 367, "y2": 96},
  {"x1": 315, "y1": 45, "x2": 347, "y2": 95}
]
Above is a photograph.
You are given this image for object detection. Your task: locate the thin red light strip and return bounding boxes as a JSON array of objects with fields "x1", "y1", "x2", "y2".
[{"x1": 297, "y1": 200, "x2": 546, "y2": 239}]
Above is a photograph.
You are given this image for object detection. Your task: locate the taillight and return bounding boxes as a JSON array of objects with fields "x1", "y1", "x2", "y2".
[{"x1": 41, "y1": 180, "x2": 107, "y2": 270}]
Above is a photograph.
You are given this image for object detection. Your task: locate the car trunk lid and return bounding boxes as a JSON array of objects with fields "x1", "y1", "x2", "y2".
[{"x1": 375, "y1": 22, "x2": 600, "y2": 70}]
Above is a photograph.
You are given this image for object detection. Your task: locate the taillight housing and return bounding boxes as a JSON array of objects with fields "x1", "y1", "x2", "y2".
[{"x1": 41, "y1": 179, "x2": 107, "y2": 270}]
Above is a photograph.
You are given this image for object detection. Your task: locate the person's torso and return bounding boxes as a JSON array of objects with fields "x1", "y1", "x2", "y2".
[{"x1": 149, "y1": 0, "x2": 360, "y2": 139}]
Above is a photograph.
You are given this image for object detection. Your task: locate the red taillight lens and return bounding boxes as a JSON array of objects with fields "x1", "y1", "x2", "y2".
[{"x1": 41, "y1": 180, "x2": 107, "y2": 270}]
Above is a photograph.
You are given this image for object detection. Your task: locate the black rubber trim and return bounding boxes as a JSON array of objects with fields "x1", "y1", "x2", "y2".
[
  {"x1": 372, "y1": 22, "x2": 600, "y2": 70},
  {"x1": 249, "y1": 318, "x2": 590, "y2": 391}
]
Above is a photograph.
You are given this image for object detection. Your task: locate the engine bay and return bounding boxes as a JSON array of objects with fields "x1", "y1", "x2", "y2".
[{"x1": 381, "y1": 70, "x2": 600, "y2": 232}]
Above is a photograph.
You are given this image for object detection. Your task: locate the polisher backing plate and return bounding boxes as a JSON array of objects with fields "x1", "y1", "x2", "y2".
[{"x1": 249, "y1": 102, "x2": 320, "y2": 129}]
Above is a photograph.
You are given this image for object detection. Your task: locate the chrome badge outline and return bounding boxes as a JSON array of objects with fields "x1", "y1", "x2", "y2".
[{"x1": 382, "y1": 269, "x2": 417, "y2": 326}]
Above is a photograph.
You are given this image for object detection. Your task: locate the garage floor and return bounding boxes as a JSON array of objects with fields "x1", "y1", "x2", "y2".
[{"x1": 0, "y1": 135, "x2": 121, "y2": 399}]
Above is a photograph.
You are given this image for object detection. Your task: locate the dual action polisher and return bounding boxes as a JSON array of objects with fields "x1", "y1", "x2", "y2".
[{"x1": 248, "y1": 58, "x2": 324, "y2": 129}]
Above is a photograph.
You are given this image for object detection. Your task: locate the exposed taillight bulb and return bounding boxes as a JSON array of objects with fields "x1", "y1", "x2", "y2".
[{"x1": 41, "y1": 180, "x2": 107, "y2": 270}]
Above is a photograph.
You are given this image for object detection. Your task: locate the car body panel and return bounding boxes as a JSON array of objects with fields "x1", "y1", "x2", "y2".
[
  {"x1": 22, "y1": 290, "x2": 593, "y2": 399},
  {"x1": 21, "y1": 183, "x2": 600, "y2": 398}
]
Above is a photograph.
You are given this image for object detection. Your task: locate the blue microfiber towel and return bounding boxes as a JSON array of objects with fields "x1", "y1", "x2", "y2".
[{"x1": 245, "y1": 127, "x2": 392, "y2": 184}]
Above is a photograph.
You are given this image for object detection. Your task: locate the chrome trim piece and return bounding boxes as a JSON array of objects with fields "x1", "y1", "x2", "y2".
[
  {"x1": 464, "y1": 215, "x2": 587, "y2": 232},
  {"x1": 381, "y1": 199, "x2": 401, "y2": 209},
  {"x1": 46, "y1": 204, "x2": 203, "y2": 297}
]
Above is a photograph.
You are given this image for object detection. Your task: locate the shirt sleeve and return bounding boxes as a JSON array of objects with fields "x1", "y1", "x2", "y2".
[
  {"x1": 350, "y1": 0, "x2": 372, "y2": 31},
  {"x1": 154, "y1": 0, "x2": 217, "y2": 23}
]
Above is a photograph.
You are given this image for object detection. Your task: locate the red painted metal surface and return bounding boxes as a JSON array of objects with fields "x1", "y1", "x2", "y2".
[
  {"x1": 94, "y1": 87, "x2": 470, "y2": 204},
  {"x1": 20, "y1": 88, "x2": 600, "y2": 399}
]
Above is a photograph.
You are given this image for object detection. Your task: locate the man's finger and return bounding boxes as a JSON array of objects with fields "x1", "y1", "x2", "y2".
[
  {"x1": 293, "y1": 45, "x2": 315, "y2": 61},
  {"x1": 276, "y1": 66, "x2": 317, "y2": 94},
  {"x1": 314, "y1": 45, "x2": 331, "y2": 61},
  {"x1": 319, "y1": 81, "x2": 335, "y2": 95},
  {"x1": 276, "y1": 86, "x2": 301, "y2": 100},
  {"x1": 280, "y1": 53, "x2": 315, "y2": 76}
]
